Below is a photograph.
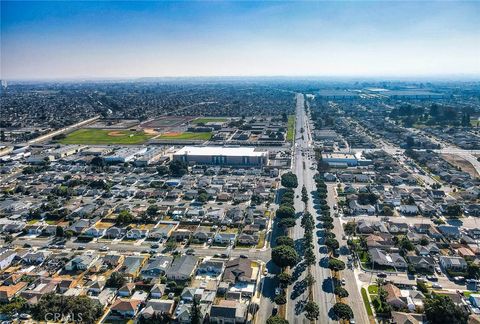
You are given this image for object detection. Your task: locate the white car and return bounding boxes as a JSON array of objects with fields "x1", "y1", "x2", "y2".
[
  {"x1": 99, "y1": 245, "x2": 109, "y2": 252},
  {"x1": 432, "y1": 283, "x2": 442, "y2": 289}
]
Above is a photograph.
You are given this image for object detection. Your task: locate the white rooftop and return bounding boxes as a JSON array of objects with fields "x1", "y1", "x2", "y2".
[{"x1": 174, "y1": 146, "x2": 266, "y2": 157}]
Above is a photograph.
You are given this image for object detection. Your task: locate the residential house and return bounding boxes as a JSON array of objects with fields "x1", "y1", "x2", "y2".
[
  {"x1": 150, "y1": 284, "x2": 166, "y2": 299},
  {"x1": 140, "y1": 256, "x2": 173, "y2": 279},
  {"x1": 197, "y1": 259, "x2": 225, "y2": 277},
  {"x1": 439, "y1": 256, "x2": 468, "y2": 272},
  {"x1": 166, "y1": 255, "x2": 198, "y2": 281},
  {"x1": 223, "y1": 258, "x2": 255, "y2": 284},
  {"x1": 210, "y1": 300, "x2": 247, "y2": 324},
  {"x1": 110, "y1": 299, "x2": 141, "y2": 318},
  {"x1": 126, "y1": 228, "x2": 148, "y2": 239},
  {"x1": 22, "y1": 251, "x2": 51, "y2": 264},
  {"x1": 118, "y1": 283, "x2": 135, "y2": 297},
  {"x1": 438, "y1": 225, "x2": 461, "y2": 239},
  {"x1": 369, "y1": 248, "x2": 408, "y2": 269},
  {"x1": 0, "y1": 249, "x2": 17, "y2": 270},
  {"x1": 237, "y1": 233, "x2": 259, "y2": 246},
  {"x1": 140, "y1": 299, "x2": 175, "y2": 320},
  {"x1": 105, "y1": 226, "x2": 125, "y2": 239},
  {"x1": 0, "y1": 281, "x2": 28, "y2": 302},
  {"x1": 214, "y1": 233, "x2": 237, "y2": 245},
  {"x1": 64, "y1": 254, "x2": 98, "y2": 271},
  {"x1": 407, "y1": 256, "x2": 435, "y2": 273}
]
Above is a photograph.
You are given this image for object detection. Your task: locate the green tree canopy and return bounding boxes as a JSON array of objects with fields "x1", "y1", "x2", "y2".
[
  {"x1": 266, "y1": 315, "x2": 289, "y2": 324},
  {"x1": 332, "y1": 302, "x2": 353, "y2": 320},
  {"x1": 424, "y1": 294, "x2": 468, "y2": 324},
  {"x1": 304, "y1": 301, "x2": 320, "y2": 320},
  {"x1": 272, "y1": 245, "x2": 298, "y2": 268},
  {"x1": 281, "y1": 172, "x2": 298, "y2": 188},
  {"x1": 328, "y1": 258, "x2": 346, "y2": 272},
  {"x1": 276, "y1": 236, "x2": 295, "y2": 248}
]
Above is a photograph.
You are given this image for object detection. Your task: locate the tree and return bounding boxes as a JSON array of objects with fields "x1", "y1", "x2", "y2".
[
  {"x1": 424, "y1": 294, "x2": 468, "y2": 324},
  {"x1": 55, "y1": 225, "x2": 64, "y2": 237},
  {"x1": 271, "y1": 245, "x2": 298, "y2": 268},
  {"x1": 343, "y1": 221, "x2": 356, "y2": 236},
  {"x1": 278, "y1": 217, "x2": 296, "y2": 229},
  {"x1": 4, "y1": 233, "x2": 13, "y2": 243},
  {"x1": 334, "y1": 286, "x2": 349, "y2": 298},
  {"x1": 274, "y1": 293, "x2": 287, "y2": 305},
  {"x1": 328, "y1": 258, "x2": 346, "y2": 272},
  {"x1": 332, "y1": 302, "x2": 353, "y2": 320},
  {"x1": 301, "y1": 186, "x2": 309, "y2": 203},
  {"x1": 277, "y1": 272, "x2": 292, "y2": 286},
  {"x1": 90, "y1": 156, "x2": 105, "y2": 167},
  {"x1": 304, "y1": 246, "x2": 316, "y2": 266},
  {"x1": 106, "y1": 272, "x2": 126, "y2": 288},
  {"x1": 197, "y1": 192, "x2": 209, "y2": 204},
  {"x1": 420, "y1": 237, "x2": 429, "y2": 246},
  {"x1": 156, "y1": 165, "x2": 169, "y2": 175},
  {"x1": 117, "y1": 210, "x2": 135, "y2": 225},
  {"x1": 266, "y1": 315, "x2": 289, "y2": 324},
  {"x1": 325, "y1": 238, "x2": 339, "y2": 252},
  {"x1": 445, "y1": 204, "x2": 462, "y2": 217},
  {"x1": 467, "y1": 262, "x2": 480, "y2": 279},
  {"x1": 382, "y1": 206, "x2": 394, "y2": 216},
  {"x1": 399, "y1": 236, "x2": 415, "y2": 251},
  {"x1": 281, "y1": 172, "x2": 298, "y2": 189},
  {"x1": 169, "y1": 159, "x2": 188, "y2": 177},
  {"x1": 304, "y1": 301, "x2": 320, "y2": 320},
  {"x1": 276, "y1": 236, "x2": 294, "y2": 248},
  {"x1": 32, "y1": 293, "x2": 103, "y2": 324},
  {"x1": 357, "y1": 192, "x2": 378, "y2": 205},
  {"x1": 276, "y1": 205, "x2": 295, "y2": 219},
  {"x1": 305, "y1": 272, "x2": 316, "y2": 287},
  {"x1": 190, "y1": 297, "x2": 202, "y2": 324}
]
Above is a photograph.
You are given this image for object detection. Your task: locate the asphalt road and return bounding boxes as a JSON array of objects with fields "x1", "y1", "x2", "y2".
[{"x1": 286, "y1": 93, "x2": 335, "y2": 324}]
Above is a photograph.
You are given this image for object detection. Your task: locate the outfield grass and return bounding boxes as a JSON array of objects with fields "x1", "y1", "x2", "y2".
[
  {"x1": 286, "y1": 115, "x2": 295, "y2": 142},
  {"x1": 60, "y1": 128, "x2": 153, "y2": 145},
  {"x1": 191, "y1": 117, "x2": 228, "y2": 124},
  {"x1": 156, "y1": 132, "x2": 212, "y2": 141}
]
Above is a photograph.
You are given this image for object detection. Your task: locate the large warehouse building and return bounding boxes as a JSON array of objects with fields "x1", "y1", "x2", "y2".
[{"x1": 173, "y1": 146, "x2": 268, "y2": 167}]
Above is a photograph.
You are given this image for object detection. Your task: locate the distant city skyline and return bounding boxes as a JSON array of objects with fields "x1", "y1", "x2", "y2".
[{"x1": 1, "y1": 1, "x2": 479, "y2": 80}]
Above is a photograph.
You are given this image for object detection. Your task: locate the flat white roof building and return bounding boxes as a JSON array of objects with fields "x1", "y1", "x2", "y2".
[{"x1": 173, "y1": 146, "x2": 268, "y2": 167}]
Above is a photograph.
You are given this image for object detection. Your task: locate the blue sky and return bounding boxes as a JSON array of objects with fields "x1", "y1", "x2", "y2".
[{"x1": 1, "y1": 1, "x2": 479, "y2": 79}]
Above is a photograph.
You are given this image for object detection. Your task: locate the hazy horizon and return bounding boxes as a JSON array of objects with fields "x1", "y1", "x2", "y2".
[{"x1": 2, "y1": 1, "x2": 480, "y2": 80}]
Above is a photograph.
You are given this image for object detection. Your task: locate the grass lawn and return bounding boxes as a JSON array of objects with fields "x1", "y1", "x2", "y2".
[
  {"x1": 286, "y1": 115, "x2": 295, "y2": 142},
  {"x1": 368, "y1": 285, "x2": 378, "y2": 295},
  {"x1": 27, "y1": 219, "x2": 39, "y2": 225},
  {"x1": 361, "y1": 287, "x2": 374, "y2": 316},
  {"x1": 256, "y1": 231, "x2": 266, "y2": 249},
  {"x1": 191, "y1": 117, "x2": 228, "y2": 124},
  {"x1": 60, "y1": 128, "x2": 153, "y2": 145},
  {"x1": 463, "y1": 291, "x2": 474, "y2": 298},
  {"x1": 156, "y1": 132, "x2": 212, "y2": 141}
]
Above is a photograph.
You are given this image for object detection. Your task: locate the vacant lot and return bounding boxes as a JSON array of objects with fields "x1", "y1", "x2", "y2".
[
  {"x1": 191, "y1": 117, "x2": 228, "y2": 124},
  {"x1": 60, "y1": 129, "x2": 153, "y2": 144},
  {"x1": 441, "y1": 154, "x2": 479, "y2": 178},
  {"x1": 156, "y1": 132, "x2": 212, "y2": 141}
]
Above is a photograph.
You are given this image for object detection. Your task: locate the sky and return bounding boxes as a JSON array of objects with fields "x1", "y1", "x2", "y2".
[{"x1": 1, "y1": 1, "x2": 479, "y2": 80}]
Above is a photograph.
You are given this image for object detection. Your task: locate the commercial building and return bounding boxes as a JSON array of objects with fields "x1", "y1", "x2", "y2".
[
  {"x1": 135, "y1": 147, "x2": 167, "y2": 166},
  {"x1": 173, "y1": 146, "x2": 268, "y2": 167},
  {"x1": 104, "y1": 147, "x2": 147, "y2": 163},
  {"x1": 321, "y1": 152, "x2": 372, "y2": 167}
]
